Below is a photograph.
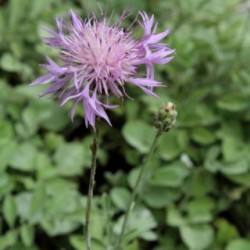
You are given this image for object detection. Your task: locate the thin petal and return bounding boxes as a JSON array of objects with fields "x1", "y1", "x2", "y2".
[
  {"x1": 88, "y1": 94, "x2": 111, "y2": 125},
  {"x1": 39, "y1": 75, "x2": 71, "y2": 97},
  {"x1": 31, "y1": 73, "x2": 55, "y2": 85},
  {"x1": 139, "y1": 12, "x2": 154, "y2": 35},
  {"x1": 70, "y1": 10, "x2": 83, "y2": 31},
  {"x1": 147, "y1": 29, "x2": 170, "y2": 44},
  {"x1": 60, "y1": 90, "x2": 84, "y2": 106},
  {"x1": 129, "y1": 78, "x2": 162, "y2": 87}
]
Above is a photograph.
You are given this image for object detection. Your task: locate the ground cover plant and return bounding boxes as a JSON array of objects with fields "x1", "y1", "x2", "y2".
[{"x1": 0, "y1": 0, "x2": 250, "y2": 250}]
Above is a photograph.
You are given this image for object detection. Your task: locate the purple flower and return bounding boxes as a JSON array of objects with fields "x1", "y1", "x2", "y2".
[{"x1": 32, "y1": 10, "x2": 174, "y2": 128}]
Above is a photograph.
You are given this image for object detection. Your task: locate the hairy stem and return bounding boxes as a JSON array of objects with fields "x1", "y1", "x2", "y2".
[
  {"x1": 85, "y1": 124, "x2": 100, "y2": 250},
  {"x1": 117, "y1": 129, "x2": 162, "y2": 250}
]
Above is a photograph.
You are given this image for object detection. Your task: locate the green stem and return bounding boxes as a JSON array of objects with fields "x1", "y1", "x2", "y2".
[
  {"x1": 116, "y1": 129, "x2": 162, "y2": 250},
  {"x1": 85, "y1": 124, "x2": 100, "y2": 250}
]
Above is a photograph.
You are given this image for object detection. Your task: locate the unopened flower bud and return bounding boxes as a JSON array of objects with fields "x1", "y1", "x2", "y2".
[{"x1": 154, "y1": 102, "x2": 177, "y2": 132}]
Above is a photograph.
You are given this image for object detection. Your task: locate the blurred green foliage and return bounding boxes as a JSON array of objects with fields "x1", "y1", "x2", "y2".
[{"x1": 0, "y1": 0, "x2": 250, "y2": 249}]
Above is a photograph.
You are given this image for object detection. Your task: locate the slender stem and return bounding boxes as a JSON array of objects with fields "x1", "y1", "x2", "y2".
[
  {"x1": 116, "y1": 129, "x2": 162, "y2": 250},
  {"x1": 85, "y1": 123, "x2": 100, "y2": 250}
]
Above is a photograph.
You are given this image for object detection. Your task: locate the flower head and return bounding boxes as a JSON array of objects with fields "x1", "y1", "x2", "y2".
[{"x1": 32, "y1": 10, "x2": 174, "y2": 127}]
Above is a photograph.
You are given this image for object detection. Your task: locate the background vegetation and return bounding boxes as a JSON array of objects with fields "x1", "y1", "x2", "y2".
[{"x1": 0, "y1": 0, "x2": 250, "y2": 249}]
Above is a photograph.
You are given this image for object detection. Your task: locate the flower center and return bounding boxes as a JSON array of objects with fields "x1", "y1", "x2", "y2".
[{"x1": 72, "y1": 21, "x2": 139, "y2": 85}]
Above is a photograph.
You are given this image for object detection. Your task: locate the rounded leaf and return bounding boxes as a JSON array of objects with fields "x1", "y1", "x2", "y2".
[
  {"x1": 180, "y1": 224, "x2": 214, "y2": 250},
  {"x1": 226, "y1": 239, "x2": 250, "y2": 250},
  {"x1": 122, "y1": 120, "x2": 155, "y2": 154},
  {"x1": 110, "y1": 187, "x2": 130, "y2": 210}
]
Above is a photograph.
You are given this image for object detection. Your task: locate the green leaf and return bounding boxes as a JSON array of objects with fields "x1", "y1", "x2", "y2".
[
  {"x1": 187, "y1": 198, "x2": 215, "y2": 211},
  {"x1": 204, "y1": 146, "x2": 221, "y2": 173},
  {"x1": 44, "y1": 133, "x2": 64, "y2": 151},
  {"x1": 41, "y1": 103, "x2": 69, "y2": 131},
  {"x1": 14, "y1": 85, "x2": 46, "y2": 100},
  {"x1": 0, "y1": 9, "x2": 5, "y2": 41},
  {"x1": 226, "y1": 239, "x2": 250, "y2": 250},
  {"x1": 30, "y1": 184, "x2": 46, "y2": 219},
  {"x1": 111, "y1": 0, "x2": 146, "y2": 12},
  {"x1": 30, "y1": 0, "x2": 49, "y2": 17},
  {"x1": 0, "y1": 230, "x2": 18, "y2": 250},
  {"x1": 128, "y1": 167, "x2": 141, "y2": 189},
  {"x1": 8, "y1": 0, "x2": 28, "y2": 31},
  {"x1": 215, "y1": 219, "x2": 239, "y2": 245},
  {"x1": 44, "y1": 178, "x2": 77, "y2": 196},
  {"x1": 41, "y1": 216, "x2": 82, "y2": 236},
  {"x1": 0, "y1": 237, "x2": 9, "y2": 250},
  {"x1": 180, "y1": 224, "x2": 214, "y2": 250},
  {"x1": 141, "y1": 230, "x2": 158, "y2": 241},
  {"x1": 40, "y1": 187, "x2": 84, "y2": 236},
  {"x1": 54, "y1": 143, "x2": 87, "y2": 176},
  {"x1": 122, "y1": 120, "x2": 155, "y2": 154},
  {"x1": 110, "y1": 187, "x2": 130, "y2": 210},
  {"x1": 0, "y1": 139, "x2": 17, "y2": 171},
  {"x1": 222, "y1": 137, "x2": 247, "y2": 162},
  {"x1": 36, "y1": 153, "x2": 58, "y2": 180},
  {"x1": 22, "y1": 101, "x2": 69, "y2": 133},
  {"x1": 14, "y1": 193, "x2": 32, "y2": 221},
  {"x1": 220, "y1": 159, "x2": 249, "y2": 176},
  {"x1": 69, "y1": 235, "x2": 106, "y2": 250},
  {"x1": 191, "y1": 127, "x2": 216, "y2": 145},
  {"x1": 7, "y1": 243, "x2": 38, "y2": 250},
  {"x1": 217, "y1": 95, "x2": 248, "y2": 112},
  {"x1": 20, "y1": 224, "x2": 34, "y2": 247},
  {"x1": 115, "y1": 207, "x2": 157, "y2": 242},
  {"x1": 69, "y1": 235, "x2": 85, "y2": 250},
  {"x1": 45, "y1": 190, "x2": 82, "y2": 217},
  {"x1": 0, "y1": 121, "x2": 13, "y2": 139},
  {"x1": 186, "y1": 197, "x2": 215, "y2": 223},
  {"x1": 150, "y1": 161, "x2": 190, "y2": 187},
  {"x1": 124, "y1": 101, "x2": 140, "y2": 120},
  {"x1": 0, "y1": 53, "x2": 21, "y2": 72},
  {"x1": 185, "y1": 169, "x2": 215, "y2": 197},
  {"x1": 178, "y1": 103, "x2": 218, "y2": 127},
  {"x1": 226, "y1": 173, "x2": 250, "y2": 187},
  {"x1": 3, "y1": 195, "x2": 17, "y2": 228},
  {"x1": 9, "y1": 143, "x2": 37, "y2": 172},
  {"x1": 217, "y1": 121, "x2": 243, "y2": 141},
  {"x1": 124, "y1": 148, "x2": 140, "y2": 165},
  {"x1": 157, "y1": 131, "x2": 183, "y2": 161},
  {"x1": 22, "y1": 104, "x2": 49, "y2": 134},
  {"x1": 143, "y1": 186, "x2": 182, "y2": 208},
  {"x1": 0, "y1": 174, "x2": 14, "y2": 198},
  {"x1": 166, "y1": 206, "x2": 187, "y2": 227}
]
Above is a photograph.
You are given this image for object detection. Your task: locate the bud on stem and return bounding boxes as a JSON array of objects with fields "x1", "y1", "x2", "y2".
[{"x1": 154, "y1": 102, "x2": 177, "y2": 132}]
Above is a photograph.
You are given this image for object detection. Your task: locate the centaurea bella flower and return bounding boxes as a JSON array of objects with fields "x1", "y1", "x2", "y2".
[{"x1": 32, "y1": 10, "x2": 174, "y2": 127}]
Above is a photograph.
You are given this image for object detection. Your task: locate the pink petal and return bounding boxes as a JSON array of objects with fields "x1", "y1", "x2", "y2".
[
  {"x1": 31, "y1": 73, "x2": 55, "y2": 85},
  {"x1": 129, "y1": 78, "x2": 162, "y2": 87},
  {"x1": 148, "y1": 29, "x2": 170, "y2": 44},
  {"x1": 70, "y1": 10, "x2": 83, "y2": 31}
]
